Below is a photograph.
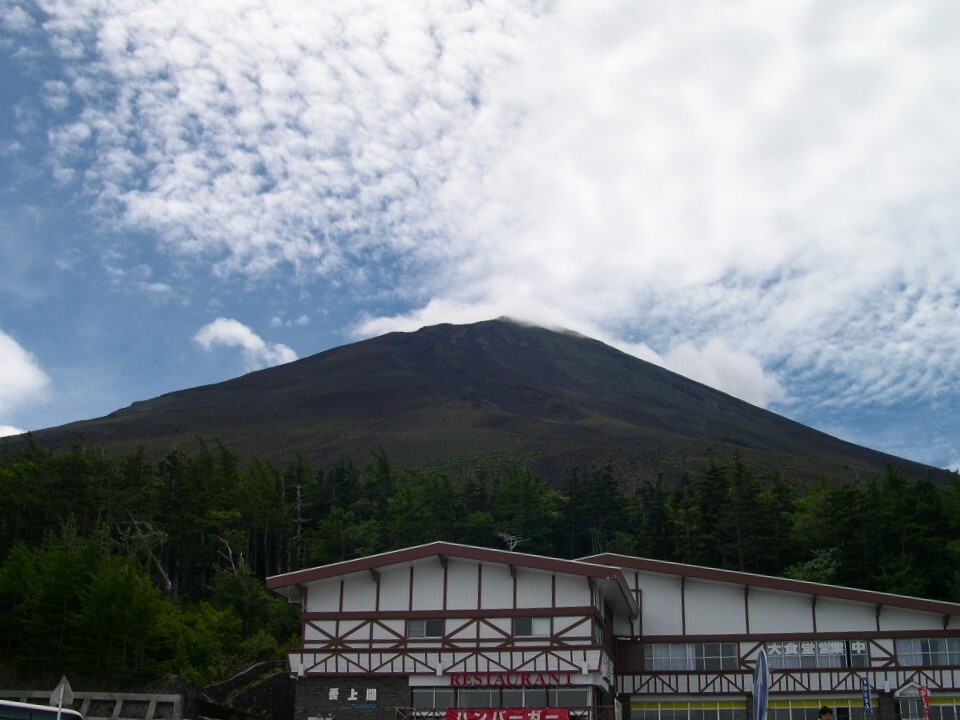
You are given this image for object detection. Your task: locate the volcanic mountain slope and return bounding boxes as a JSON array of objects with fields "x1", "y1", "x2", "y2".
[{"x1": 14, "y1": 318, "x2": 942, "y2": 483}]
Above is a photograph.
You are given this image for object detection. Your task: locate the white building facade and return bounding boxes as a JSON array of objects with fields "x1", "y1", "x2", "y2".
[{"x1": 267, "y1": 543, "x2": 960, "y2": 720}]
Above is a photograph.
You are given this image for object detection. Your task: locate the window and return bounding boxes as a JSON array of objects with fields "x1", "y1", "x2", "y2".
[
  {"x1": 551, "y1": 689, "x2": 590, "y2": 707},
  {"x1": 501, "y1": 690, "x2": 525, "y2": 708},
  {"x1": 735, "y1": 700, "x2": 877, "y2": 720},
  {"x1": 412, "y1": 689, "x2": 455, "y2": 709},
  {"x1": 645, "y1": 642, "x2": 696, "y2": 671},
  {"x1": 408, "y1": 618, "x2": 444, "y2": 638},
  {"x1": 701, "y1": 642, "x2": 739, "y2": 671},
  {"x1": 643, "y1": 642, "x2": 738, "y2": 671},
  {"x1": 458, "y1": 689, "x2": 497, "y2": 708},
  {"x1": 593, "y1": 622, "x2": 604, "y2": 645},
  {"x1": 633, "y1": 701, "x2": 747, "y2": 720},
  {"x1": 502, "y1": 689, "x2": 547, "y2": 708},
  {"x1": 514, "y1": 617, "x2": 551, "y2": 637},
  {"x1": 637, "y1": 702, "x2": 884, "y2": 720},
  {"x1": 446, "y1": 687, "x2": 591, "y2": 710},
  {"x1": 896, "y1": 638, "x2": 960, "y2": 667},
  {"x1": 894, "y1": 698, "x2": 960, "y2": 720}
]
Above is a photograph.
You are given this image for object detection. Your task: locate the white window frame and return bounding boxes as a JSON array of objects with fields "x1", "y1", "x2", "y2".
[
  {"x1": 514, "y1": 616, "x2": 551, "y2": 637},
  {"x1": 408, "y1": 618, "x2": 444, "y2": 638}
]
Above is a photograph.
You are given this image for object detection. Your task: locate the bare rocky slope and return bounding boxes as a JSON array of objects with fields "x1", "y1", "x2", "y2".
[{"x1": 11, "y1": 318, "x2": 943, "y2": 484}]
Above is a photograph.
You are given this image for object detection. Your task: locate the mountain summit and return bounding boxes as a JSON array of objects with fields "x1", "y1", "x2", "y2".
[{"x1": 16, "y1": 319, "x2": 939, "y2": 482}]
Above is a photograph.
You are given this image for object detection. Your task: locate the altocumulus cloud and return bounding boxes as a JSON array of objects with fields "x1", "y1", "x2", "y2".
[
  {"x1": 194, "y1": 318, "x2": 298, "y2": 372},
  {"x1": 0, "y1": 329, "x2": 50, "y2": 436},
  {"x1": 31, "y1": 0, "x2": 535, "y2": 282},
  {"x1": 16, "y1": 0, "x2": 960, "y2": 428}
]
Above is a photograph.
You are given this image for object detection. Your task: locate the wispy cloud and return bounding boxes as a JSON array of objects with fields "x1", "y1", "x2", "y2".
[
  {"x1": 0, "y1": 328, "x2": 50, "y2": 429},
  {"x1": 270, "y1": 314, "x2": 310, "y2": 329},
  {"x1": 17, "y1": 0, "x2": 960, "y2": 431},
  {"x1": 194, "y1": 317, "x2": 297, "y2": 371}
]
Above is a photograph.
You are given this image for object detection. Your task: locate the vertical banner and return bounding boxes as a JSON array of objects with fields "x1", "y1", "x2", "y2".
[
  {"x1": 753, "y1": 649, "x2": 769, "y2": 720},
  {"x1": 919, "y1": 685, "x2": 931, "y2": 720},
  {"x1": 861, "y1": 677, "x2": 872, "y2": 711}
]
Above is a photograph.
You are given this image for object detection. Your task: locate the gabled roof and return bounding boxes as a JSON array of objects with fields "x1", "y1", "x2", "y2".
[
  {"x1": 584, "y1": 553, "x2": 960, "y2": 618},
  {"x1": 268, "y1": 541, "x2": 638, "y2": 616}
]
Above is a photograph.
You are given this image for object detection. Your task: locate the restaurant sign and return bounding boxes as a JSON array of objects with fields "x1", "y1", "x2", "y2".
[
  {"x1": 446, "y1": 709, "x2": 570, "y2": 720},
  {"x1": 449, "y1": 672, "x2": 575, "y2": 687}
]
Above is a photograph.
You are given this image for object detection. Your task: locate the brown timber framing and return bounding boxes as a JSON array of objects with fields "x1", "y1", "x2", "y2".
[
  {"x1": 478, "y1": 562, "x2": 484, "y2": 615},
  {"x1": 290, "y1": 645, "x2": 603, "y2": 676},
  {"x1": 299, "y1": 611, "x2": 600, "y2": 653},
  {"x1": 744, "y1": 585, "x2": 750, "y2": 634},
  {"x1": 616, "y1": 631, "x2": 960, "y2": 698},
  {"x1": 408, "y1": 565, "x2": 415, "y2": 610},
  {"x1": 619, "y1": 664, "x2": 960, "y2": 697},
  {"x1": 562, "y1": 575, "x2": 568, "y2": 638},
  {"x1": 268, "y1": 541, "x2": 638, "y2": 618},
  {"x1": 300, "y1": 606, "x2": 603, "y2": 621},
  {"x1": 681, "y1": 575, "x2": 687, "y2": 636},
  {"x1": 636, "y1": 629, "x2": 960, "y2": 642},
  {"x1": 583, "y1": 553, "x2": 960, "y2": 619},
  {"x1": 441, "y1": 554, "x2": 449, "y2": 611}
]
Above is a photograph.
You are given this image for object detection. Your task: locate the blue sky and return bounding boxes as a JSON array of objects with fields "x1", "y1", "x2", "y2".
[{"x1": 1, "y1": 0, "x2": 958, "y2": 471}]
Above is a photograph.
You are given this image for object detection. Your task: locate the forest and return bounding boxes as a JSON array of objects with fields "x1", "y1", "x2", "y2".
[{"x1": 1, "y1": 436, "x2": 959, "y2": 687}]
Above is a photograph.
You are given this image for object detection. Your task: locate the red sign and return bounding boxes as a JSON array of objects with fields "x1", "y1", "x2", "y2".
[
  {"x1": 449, "y1": 672, "x2": 575, "y2": 687},
  {"x1": 446, "y1": 709, "x2": 570, "y2": 720},
  {"x1": 919, "y1": 685, "x2": 931, "y2": 719}
]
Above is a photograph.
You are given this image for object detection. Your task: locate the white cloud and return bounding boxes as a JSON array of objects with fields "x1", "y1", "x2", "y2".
[
  {"x1": 0, "y1": 328, "x2": 50, "y2": 423},
  {"x1": 0, "y1": 425, "x2": 27, "y2": 438},
  {"x1": 356, "y1": 0, "x2": 960, "y2": 410},
  {"x1": 37, "y1": 0, "x2": 536, "y2": 279},
  {"x1": 0, "y1": 5, "x2": 36, "y2": 34},
  {"x1": 194, "y1": 317, "x2": 297, "y2": 371},
  {"x1": 270, "y1": 313, "x2": 311, "y2": 328},
  {"x1": 663, "y1": 339, "x2": 786, "y2": 409},
  {"x1": 41, "y1": 80, "x2": 71, "y2": 111},
  {"x1": 28, "y1": 0, "x2": 960, "y2": 419}
]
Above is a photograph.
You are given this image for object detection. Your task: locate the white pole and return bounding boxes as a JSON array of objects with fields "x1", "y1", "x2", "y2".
[{"x1": 56, "y1": 683, "x2": 64, "y2": 720}]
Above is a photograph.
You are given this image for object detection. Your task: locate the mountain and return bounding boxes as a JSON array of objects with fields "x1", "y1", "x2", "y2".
[{"x1": 9, "y1": 318, "x2": 942, "y2": 483}]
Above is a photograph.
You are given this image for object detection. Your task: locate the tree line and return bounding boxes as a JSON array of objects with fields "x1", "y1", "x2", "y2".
[{"x1": 1, "y1": 436, "x2": 958, "y2": 686}]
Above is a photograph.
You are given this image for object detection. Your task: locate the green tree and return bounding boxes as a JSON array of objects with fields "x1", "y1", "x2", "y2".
[
  {"x1": 633, "y1": 474, "x2": 672, "y2": 560},
  {"x1": 490, "y1": 466, "x2": 563, "y2": 555},
  {"x1": 70, "y1": 556, "x2": 169, "y2": 680},
  {"x1": 208, "y1": 565, "x2": 300, "y2": 660},
  {"x1": 667, "y1": 471, "x2": 703, "y2": 564},
  {"x1": 159, "y1": 601, "x2": 245, "y2": 684},
  {"x1": 384, "y1": 470, "x2": 450, "y2": 548},
  {"x1": 560, "y1": 463, "x2": 625, "y2": 556}
]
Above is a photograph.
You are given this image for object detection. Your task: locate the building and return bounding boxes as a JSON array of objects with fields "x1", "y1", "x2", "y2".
[{"x1": 267, "y1": 542, "x2": 960, "y2": 720}]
